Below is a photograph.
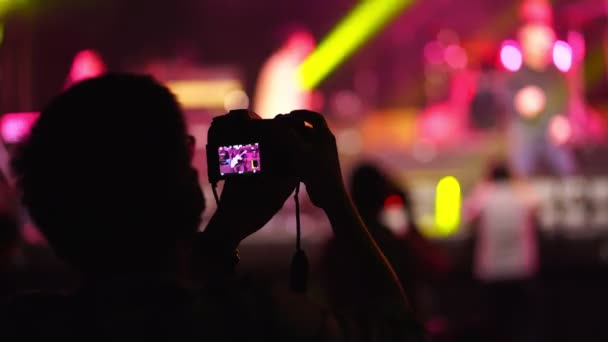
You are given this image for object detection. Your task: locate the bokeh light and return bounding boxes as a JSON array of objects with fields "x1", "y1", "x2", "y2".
[
  {"x1": 520, "y1": 0, "x2": 552, "y2": 24},
  {"x1": 68, "y1": 50, "x2": 106, "y2": 85},
  {"x1": 444, "y1": 44, "x2": 468, "y2": 69},
  {"x1": 435, "y1": 176, "x2": 461, "y2": 236},
  {"x1": 500, "y1": 41, "x2": 523, "y2": 72},
  {"x1": 424, "y1": 41, "x2": 444, "y2": 65},
  {"x1": 549, "y1": 115, "x2": 572, "y2": 145},
  {"x1": 0, "y1": 112, "x2": 39, "y2": 144},
  {"x1": 553, "y1": 40, "x2": 573, "y2": 72},
  {"x1": 514, "y1": 85, "x2": 546, "y2": 118},
  {"x1": 437, "y1": 29, "x2": 459, "y2": 46},
  {"x1": 420, "y1": 104, "x2": 458, "y2": 145}
]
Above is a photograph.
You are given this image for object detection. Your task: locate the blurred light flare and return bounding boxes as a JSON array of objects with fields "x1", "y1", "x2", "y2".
[
  {"x1": 549, "y1": 115, "x2": 572, "y2": 145},
  {"x1": 167, "y1": 79, "x2": 242, "y2": 110},
  {"x1": 0, "y1": 112, "x2": 39, "y2": 144},
  {"x1": 298, "y1": 0, "x2": 415, "y2": 90},
  {"x1": 444, "y1": 44, "x2": 468, "y2": 69},
  {"x1": 68, "y1": 50, "x2": 106, "y2": 85},
  {"x1": 435, "y1": 176, "x2": 461, "y2": 236},
  {"x1": 514, "y1": 85, "x2": 546, "y2": 118},
  {"x1": 553, "y1": 40, "x2": 573, "y2": 72},
  {"x1": 500, "y1": 41, "x2": 523, "y2": 72}
]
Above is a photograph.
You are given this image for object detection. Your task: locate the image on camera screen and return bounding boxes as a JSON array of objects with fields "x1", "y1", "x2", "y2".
[{"x1": 218, "y1": 143, "x2": 262, "y2": 175}]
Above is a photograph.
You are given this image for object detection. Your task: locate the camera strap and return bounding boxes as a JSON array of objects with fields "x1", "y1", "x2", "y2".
[
  {"x1": 290, "y1": 182, "x2": 309, "y2": 293},
  {"x1": 210, "y1": 181, "x2": 309, "y2": 293}
]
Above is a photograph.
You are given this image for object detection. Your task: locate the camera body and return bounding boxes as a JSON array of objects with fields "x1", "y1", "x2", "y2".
[{"x1": 206, "y1": 110, "x2": 307, "y2": 184}]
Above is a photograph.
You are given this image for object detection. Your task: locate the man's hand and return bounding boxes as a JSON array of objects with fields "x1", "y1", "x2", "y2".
[
  {"x1": 201, "y1": 110, "x2": 298, "y2": 250},
  {"x1": 289, "y1": 110, "x2": 348, "y2": 212}
]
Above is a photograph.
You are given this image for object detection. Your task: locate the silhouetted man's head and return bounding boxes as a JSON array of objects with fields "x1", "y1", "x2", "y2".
[
  {"x1": 489, "y1": 161, "x2": 512, "y2": 182},
  {"x1": 13, "y1": 74, "x2": 205, "y2": 274},
  {"x1": 350, "y1": 164, "x2": 410, "y2": 223}
]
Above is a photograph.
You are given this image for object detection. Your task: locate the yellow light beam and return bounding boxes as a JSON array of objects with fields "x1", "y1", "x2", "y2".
[
  {"x1": 298, "y1": 0, "x2": 415, "y2": 90},
  {"x1": 435, "y1": 176, "x2": 461, "y2": 236}
]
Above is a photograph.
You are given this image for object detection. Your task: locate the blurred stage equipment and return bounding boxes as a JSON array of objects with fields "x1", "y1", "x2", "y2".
[
  {"x1": 298, "y1": 0, "x2": 415, "y2": 90},
  {"x1": 254, "y1": 30, "x2": 316, "y2": 118}
]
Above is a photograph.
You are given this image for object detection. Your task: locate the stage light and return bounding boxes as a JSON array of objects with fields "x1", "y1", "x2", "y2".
[
  {"x1": 553, "y1": 40, "x2": 573, "y2": 72},
  {"x1": 444, "y1": 44, "x2": 467, "y2": 70},
  {"x1": 68, "y1": 50, "x2": 106, "y2": 85},
  {"x1": 500, "y1": 41, "x2": 523, "y2": 72},
  {"x1": 166, "y1": 79, "x2": 242, "y2": 110},
  {"x1": 424, "y1": 41, "x2": 444, "y2": 65},
  {"x1": 435, "y1": 176, "x2": 461, "y2": 236},
  {"x1": 0, "y1": 112, "x2": 39, "y2": 144},
  {"x1": 298, "y1": 0, "x2": 415, "y2": 90},
  {"x1": 549, "y1": 115, "x2": 572, "y2": 145},
  {"x1": 514, "y1": 85, "x2": 546, "y2": 118},
  {"x1": 520, "y1": 0, "x2": 552, "y2": 24},
  {"x1": 419, "y1": 104, "x2": 458, "y2": 145},
  {"x1": 0, "y1": 23, "x2": 4, "y2": 47}
]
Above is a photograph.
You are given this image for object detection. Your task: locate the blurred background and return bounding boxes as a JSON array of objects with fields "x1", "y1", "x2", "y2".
[{"x1": 1, "y1": 0, "x2": 608, "y2": 340}]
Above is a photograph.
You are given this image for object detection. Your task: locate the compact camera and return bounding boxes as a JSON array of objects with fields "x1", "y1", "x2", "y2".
[{"x1": 206, "y1": 110, "x2": 311, "y2": 184}]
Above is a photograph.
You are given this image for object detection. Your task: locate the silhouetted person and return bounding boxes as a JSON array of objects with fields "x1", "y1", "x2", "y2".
[
  {"x1": 321, "y1": 163, "x2": 448, "y2": 329},
  {"x1": 0, "y1": 75, "x2": 424, "y2": 341},
  {"x1": 465, "y1": 161, "x2": 540, "y2": 342}
]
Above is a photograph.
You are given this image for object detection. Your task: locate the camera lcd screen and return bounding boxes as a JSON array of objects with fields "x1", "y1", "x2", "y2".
[{"x1": 218, "y1": 143, "x2": 262, "y2": 175}]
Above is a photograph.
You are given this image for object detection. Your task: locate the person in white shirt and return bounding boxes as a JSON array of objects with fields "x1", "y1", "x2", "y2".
[{"x1": 465, "y1": 161, "x2": 540, "y2": 342}]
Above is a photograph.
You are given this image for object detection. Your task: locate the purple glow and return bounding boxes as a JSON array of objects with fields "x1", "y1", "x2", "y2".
[
  {"x1": 500, "y1": 41, "x2": 523, "y2": 72},
  {"x1": 0, "y1": 112, "x2": 39, "y2": 143},
  {"x1": 553, "y1": 40, "x2": 573, "y2": 72}
]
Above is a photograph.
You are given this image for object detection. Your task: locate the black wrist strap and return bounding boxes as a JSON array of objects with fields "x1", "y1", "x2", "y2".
[
  {"x1": 290, "y1": 182, "x2": 309, "y2": 293},
  {"x1": 211, "y1": 180, "x2": 308, "y2": 293}
]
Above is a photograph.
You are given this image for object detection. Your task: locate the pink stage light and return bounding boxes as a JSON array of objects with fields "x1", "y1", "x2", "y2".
[
  {"x1": 500, "y1": 41, "x2": 523, "y2": 72},
  {"x1": 549, "y1": 115, "x2": 572, "y2": 145},
  {"x1": 0, "y1": 112, "x2": 40, "y2": 143},
  {"x1": 420, "y1": 104, "x2": 458, "y2": 145},
  {"x1": 68, "y1": 50, "x2": 106, "y2": 85},
  {"x1": 444, "y1": 44, "x2": 468, "y2": 69},
  {"x1": 553, "y1": 40, "x2": 573, "y2": 72}
]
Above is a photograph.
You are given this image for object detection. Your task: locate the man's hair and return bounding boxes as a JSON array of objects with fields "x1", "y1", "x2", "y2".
[
  {"x1": 489, "y1": 161, "x2": 512, "y2": 182},
  {"x1": 12, "y1": 74, "x2": 204, "y2": 272}
]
